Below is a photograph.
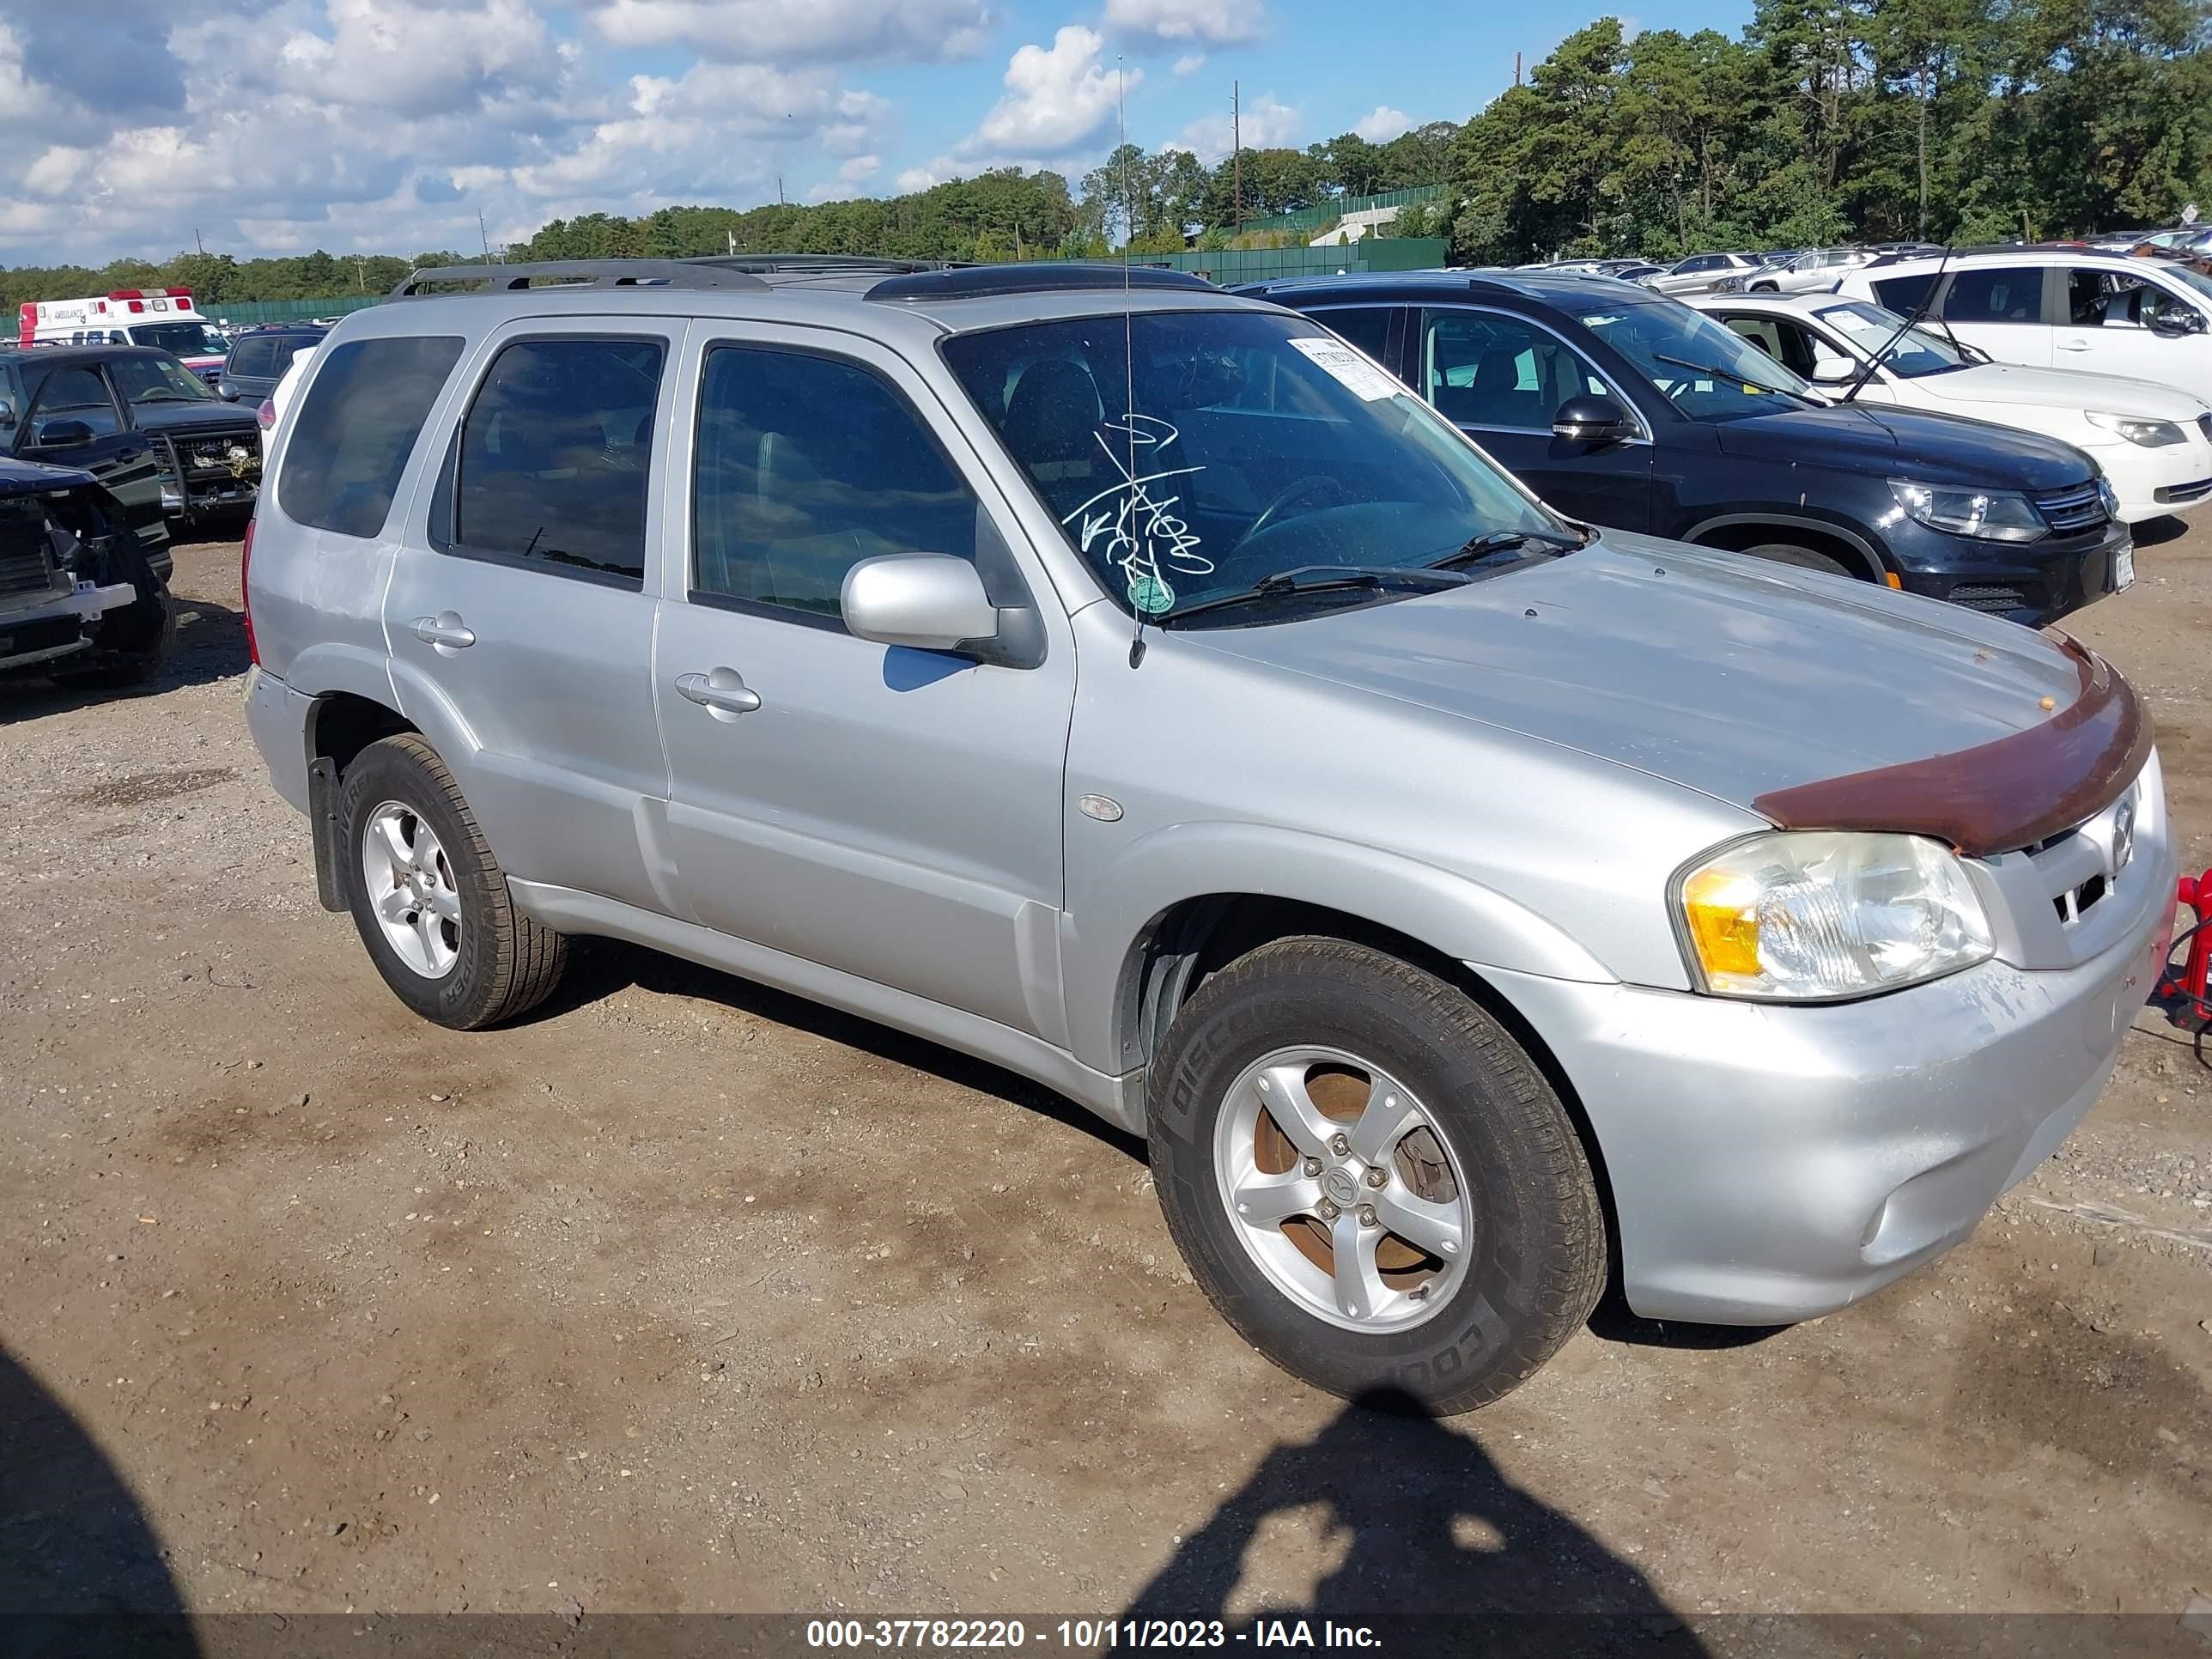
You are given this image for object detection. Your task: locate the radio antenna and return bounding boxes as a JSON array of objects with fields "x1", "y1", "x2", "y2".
[{"x1": 1121, "y1": 57, "x2": 1151, "y2": 669}]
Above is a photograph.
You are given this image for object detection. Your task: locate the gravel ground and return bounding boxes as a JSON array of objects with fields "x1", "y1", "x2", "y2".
[{"x1": 1, "y1": 524, "x2": 2208, "y2": 1638}]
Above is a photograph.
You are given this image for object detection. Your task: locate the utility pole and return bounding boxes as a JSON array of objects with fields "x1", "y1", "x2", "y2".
[
  {"x1": 1515, "y1": 52, "x2": 1522, "y2": 87},
  {"x1": 727, "y1": 228, "x2": 737, "y2": 255},
  {"x1": 1231, "y1": 80, "x2": 1243, "y2": 236},
  {"x1": 354, "y1": 255, "x2": 366, "y2": 292},
  {"x1": 777, "y1": 176, "x2": 786, "y2": 206},
  {"x1": 193, "y1": 227, "x2": 205, "y2": 256},
  {"x1": 478, "y1": 209, "x2": 491, "y2": 262}
]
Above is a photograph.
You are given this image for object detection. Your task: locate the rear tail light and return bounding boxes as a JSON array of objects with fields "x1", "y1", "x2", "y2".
[
  {"x1": 256, "y1": 398, "x2": 276, "y2": 431},
  {"x1": 240, "y1": 515, "x2": 258, "y2": 666}
]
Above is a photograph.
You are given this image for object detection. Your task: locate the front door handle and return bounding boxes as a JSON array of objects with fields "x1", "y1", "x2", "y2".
[
  {"x1": 676, "y1": 668, "x2": 763, "y2": 719},
  {"x1": 410, "y1": 612, "x2": 477, "y2": 651},
  {"x1": 2056, "y1": 339, "x2": 2092, "y2": 352}
]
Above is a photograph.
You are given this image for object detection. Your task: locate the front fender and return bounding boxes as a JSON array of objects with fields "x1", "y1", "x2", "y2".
[{"x1": 1060, "y1": 821, "x2": 1615, "y2": 1075}]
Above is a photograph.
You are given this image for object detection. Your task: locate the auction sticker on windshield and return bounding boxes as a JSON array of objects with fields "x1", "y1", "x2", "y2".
[{"x1": 1288, "y1": 337, "x2": 1401, "y2": 401}]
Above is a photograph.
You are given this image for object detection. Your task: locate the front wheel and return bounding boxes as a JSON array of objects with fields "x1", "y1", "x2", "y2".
[{"x1": 1146, "y1": 939, "x2": 1607, "y2": 1414}]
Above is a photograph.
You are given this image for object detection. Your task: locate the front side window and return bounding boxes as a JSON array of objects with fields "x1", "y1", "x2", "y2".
[
  {"x1": 1547, "y1": 289, "x2": 1816, "y2": 421},
  {"x1": 281, "y1": 335, "x2": 464, "y2": 538},
  {"x1": 109, "y1": 353, "x2": 217, "y2": 406},
  {"x1": 453, "y1": 337, "x2": 664, "y2": 583},
  {"x1": 692, "y1": 346, "x2": 980, "y2": 619},
  {"x1": 25, "y1": 366, "x2": 123, "y2": 439},
  {"x1": 1420, "y1": 309, "x2": 1622, "y2": 430},
  {"x1": 1939, "y1": 267, "x2": 2045, "y2": 324},
  {"x1": 941, "y1": 308, "x2": 1566, "y2": 623}
]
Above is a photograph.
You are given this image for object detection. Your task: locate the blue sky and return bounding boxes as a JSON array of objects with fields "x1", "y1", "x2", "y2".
[{"x1": 0, "y1": 1, "x2": 1759, "y2": 265}]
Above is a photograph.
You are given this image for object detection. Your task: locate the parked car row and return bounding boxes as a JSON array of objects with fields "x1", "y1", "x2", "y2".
[{"x1": 238, "y1": 257, "x2": 2172, "y2": 1415}]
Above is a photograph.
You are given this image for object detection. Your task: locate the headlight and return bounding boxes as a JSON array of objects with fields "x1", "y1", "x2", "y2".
[
  {"x1": 1674, "y1": 831, "x2": 1994, "y2": 1000},
  {"x1": 1887, "y1": 478, "x2": 2047, "y2": 542},
  {"x1": 1711, "y1": 276, "x2": 1746, "y2": 294},
  {"x1": 2084, "y1": 410, "x2": 2185, "y2": 447}
]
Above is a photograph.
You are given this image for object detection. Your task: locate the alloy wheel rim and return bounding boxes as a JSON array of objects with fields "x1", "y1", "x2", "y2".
[
  {"x1": 362, "y1": 801, "x2": 461, "y2": 980},
  {"x1": 1212, "y1": 1044, "x2": 1473, "y2": 1333}
]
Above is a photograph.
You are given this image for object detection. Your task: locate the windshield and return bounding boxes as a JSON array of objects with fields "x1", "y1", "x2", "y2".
[
  {"x1": 130, "y1": 321, "x2": 225, "y2": 357},
  {"x1": 1550, "y1": 290, "x2": 1816, "y2": 420},
  {"x1": 1811, "y1": 300, "x2": 1970, "y2": 377},
  {"x1": 941, "y1": 309, "x2": 1568, "y2": 623},
  {"x1": 108, "y1": 353, "x2": 217, "y2": 404}
]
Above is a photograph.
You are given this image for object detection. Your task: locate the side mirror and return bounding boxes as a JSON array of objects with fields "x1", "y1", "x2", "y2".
[
  {"x1": 842, "y1": 553, "x2": 1001, "y2": 655},
  {"x1": 33, "y1": 418, "x2": 94, "y2": 448},
  {"x1": 1809, "y1": 358, "x2": 1861, "y2": 385},
  {"x1": 218, "y1": 381, "x2": 240, "y2": 401},
  {"x1": 2150, "y1": 307, "x2": 2208, "y2": 337},
  {"x1": 1552, "y1": 395, "x2": 1634, "y2": 446}
]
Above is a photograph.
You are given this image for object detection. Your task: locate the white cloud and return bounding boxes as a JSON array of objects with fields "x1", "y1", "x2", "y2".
[
  {"x1": 957, "y1": 27, "x2": 1135, "y2": 159},
  {"x1": 276, "y1": 0, "x2": 563, "y2": 119},
  {"x1": 1177, "y1": 89, "x2": 1295, "y2": 162},
  {"x1": 1103, "y1": 0, "x2": 1263, "y2": 46},
  {"x1": 896, "y1": 165, "x2": 944, "y2": 193},
  {"x1": 1173, "y1": 53, "x2": 1205, "y2": 77},
  {"x1": 1352, "y1": 105, "x2": 1410, "y2": 143},
  {"x1": 586, "y1": 0, "x2": 992, "y2": 64}
]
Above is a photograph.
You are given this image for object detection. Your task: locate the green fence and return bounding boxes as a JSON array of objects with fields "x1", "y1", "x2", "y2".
[
  {"x1": 1237, "y1": 185, "x2": 1448, "y2": 237},
  {"x1": 204, "y1": 294, "x2": 384, "y2": 326},
  {"x1": 1123, "y1": 238, "x2": 1449, "y2": 284}
]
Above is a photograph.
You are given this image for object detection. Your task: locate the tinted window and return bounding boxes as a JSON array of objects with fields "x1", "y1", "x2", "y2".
[
  {"x1": 454, "y1": 337, "x2": 663, "y2": 582},
  {"x1": 693, "y1": 347, "x2": 978, "y2": 618},
  {"x1": 1310, "y1": 307, "x2": 1395, "y2": 370},
  {"x1": 1869, "y1": 272, "x2": 1939, "y2": 313},
  {"x1": 227, "y1": 337, "x2": 275, "y2": 378},
  {"x1": 26, "y1": 366, "x2": 123, "y2": 438},
  {"x1": 268, "y1": 336, "x2": 318, "y2": 376},
  {"x1": 280, "y1": 335, "x2": 464, "y2": 539},
  {"x1": 1421, "y1": 309, "x2": 1620, "y2": 430},
  {"x1": 1940, "y1": 267, "x2": 2044, "y2": 324}
]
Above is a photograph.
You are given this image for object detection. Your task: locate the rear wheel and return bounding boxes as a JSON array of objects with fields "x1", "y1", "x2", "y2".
[
  {"x1": 1146, "y1": 939, "x2": 1607, "y2": 1414},
  {"x1": 337, "y1": 734, "x2": 568, "y2": 1030}
]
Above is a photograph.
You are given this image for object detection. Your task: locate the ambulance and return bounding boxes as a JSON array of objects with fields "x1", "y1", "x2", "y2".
[{"x1": 16, "y1": 289, "x2": 230, "y2": 384}]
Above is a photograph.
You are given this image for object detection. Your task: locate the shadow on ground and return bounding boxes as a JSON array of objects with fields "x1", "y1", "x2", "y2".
[
  {"x1": 0, "y1": 1346, "x2": 198, "y2": 1655},
  {"x1": 1122, "y1": 1389, "x2": 1708, "y2": 1654}
]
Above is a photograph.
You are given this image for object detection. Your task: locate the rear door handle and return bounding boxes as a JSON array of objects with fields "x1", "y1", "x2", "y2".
[
  {"x1": 676, "y1": 668, "x2": 763, "y2": 718},
  {"x1": 410, "y1": 612, "x2": 477, "y2": 650}
]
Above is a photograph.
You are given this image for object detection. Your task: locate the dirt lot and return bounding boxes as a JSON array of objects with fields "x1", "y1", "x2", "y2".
[{"x1": 3, "y1": 523, "x2": 2209, "y2": 1638}]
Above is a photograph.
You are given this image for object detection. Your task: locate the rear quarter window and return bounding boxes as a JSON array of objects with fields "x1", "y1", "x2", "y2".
[
  {"x1": 278, "y1": 336, "x2": 465, "y2": 539},
  {"x1": 1869, "y1": 273, "x2": 1939, "y2": 313}
]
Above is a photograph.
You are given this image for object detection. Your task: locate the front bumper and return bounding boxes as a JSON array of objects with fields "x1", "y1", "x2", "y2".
[
  {"x1": 1896, "y1": 519, "x2": 2131, "y2": 628},
  {"x1": 1480, "y1": 822, "x2": 2176, "y2": 1326},
  {"x1": 2089, "y1": 436, "x2": 2212, "y2": 524},
  {"x1": 0, "y1": 580, "x2": 138, "y2": 670}
]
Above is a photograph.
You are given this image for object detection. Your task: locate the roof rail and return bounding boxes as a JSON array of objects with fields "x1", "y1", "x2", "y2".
[
  {"x1": 684, "y1": 254, "x2": 955, "y2": 276},
  {"x1": 865, "y1": 263, "x2": 1213, "y2": 303},
  {"x1": 390, "y1": 259, "x2": 769, "y2": 297}
]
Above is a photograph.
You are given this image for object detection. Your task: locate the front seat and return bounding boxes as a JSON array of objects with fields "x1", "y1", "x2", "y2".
[{"x1": 1004, "y1": 359, "x2": 1105, "y2": 480}]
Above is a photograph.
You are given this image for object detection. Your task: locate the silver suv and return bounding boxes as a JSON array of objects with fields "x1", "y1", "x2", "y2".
[{"x1": 244, "y1": 258, "x2": 2173, "y2": 1413}]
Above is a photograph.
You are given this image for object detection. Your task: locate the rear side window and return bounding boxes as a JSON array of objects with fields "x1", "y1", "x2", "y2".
[
  {"x1": 1869, "y1": 273, "x2": 1939, "y2": 313},
  {"x1": 227, "y1": 337, "x2": 273, "y2": 379},
  {"x1": 453, "y1": 337, "x2": 665, "y2": 584},
  {"x1": 1939, "y1": 267, "x2": 2045, "y2": 324},
  {"x1": 1310, "y1": 307, "x2": 1397, "y2": 374},
  {"x1": 280, "y1": 335, "x2": 464, "y2": 538}
]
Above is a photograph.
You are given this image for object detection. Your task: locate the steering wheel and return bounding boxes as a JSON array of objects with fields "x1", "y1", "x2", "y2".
[{"x1": 1236, "y1": 474, "x2": 1347, "y2": 551}]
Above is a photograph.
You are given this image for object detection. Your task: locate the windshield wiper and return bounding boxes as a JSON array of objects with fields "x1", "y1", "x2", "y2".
[
  {"x1": 1160, "y1": 564, "x2": 1470, "y2": 627},
  {"x1": 1435, "y1": 526, "x2": 1589, "y2": 569},
  {"x1": 1651, "y1": 352, "x2": 1825, "y2": 408}
]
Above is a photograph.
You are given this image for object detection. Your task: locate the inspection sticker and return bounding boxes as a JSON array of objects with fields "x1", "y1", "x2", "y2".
[{"x1": 1288, "y1": 336, "x2": 1401, "y2": 401}]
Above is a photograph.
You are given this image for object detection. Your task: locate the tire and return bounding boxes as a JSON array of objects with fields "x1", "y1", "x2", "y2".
[
  {"x1": 47, "y1": 583, "x2": 176, "y2": 690},
  {"x1": 1750, "y1": 281, "x2": 1779, "y2": 293},
  {"x1": 1741, "y1": 542, "x2": 1855, "y2": 579},
  {"x1": 337, "y1": 733, "x2": 568, "y2": 1030},
  {"x1": 1146, "y1": 938, "x2": 1607, "y2": 1414}
]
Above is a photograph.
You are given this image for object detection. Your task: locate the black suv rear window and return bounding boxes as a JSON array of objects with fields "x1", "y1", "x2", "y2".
[{"x1": 280, "y1": 336, "x2": 464, "y2": 539}]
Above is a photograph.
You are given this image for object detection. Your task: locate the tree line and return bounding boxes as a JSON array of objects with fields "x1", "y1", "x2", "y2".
[{"x1": 0, "y1": 0, "x2": 2203, "y2": 310}]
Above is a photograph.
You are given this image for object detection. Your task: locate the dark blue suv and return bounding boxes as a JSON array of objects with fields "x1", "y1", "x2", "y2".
[
  {"x1": 217, "y1": 324, "x2": 327, "y2": 408},
  {"x1": 1242, "y1": 270, "x2": 2131, "y2": 626}
]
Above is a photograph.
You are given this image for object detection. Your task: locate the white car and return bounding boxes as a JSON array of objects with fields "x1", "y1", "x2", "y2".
[
  {"x1": 1644, "y1": 252, "x2": 1763, "y2": 295},
  {"x1": 257, "y1": 343, "x2": 317, "y2": 456},
  {"x1": 1745, "y1": 247, "x2": 1875, "y2": 295},
  {"x1": 1834, "y1": 248, "x2": 2212, "y2": 405},
  {"x1": 1693, "y1": 291, "x2": 2212, "y2": 523}
]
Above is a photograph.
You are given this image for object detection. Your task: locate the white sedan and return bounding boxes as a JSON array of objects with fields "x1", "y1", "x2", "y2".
[{"x1": 1692, "y1": 291, "x2": 2212, "y2": 524}]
